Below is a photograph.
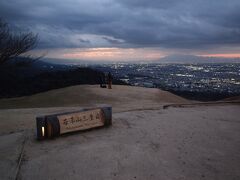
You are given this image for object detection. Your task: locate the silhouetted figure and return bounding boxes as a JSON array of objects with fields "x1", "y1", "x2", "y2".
[
  {"x1": 107, "y1": 72, "x2": 113, "y2": 89},
  {"x1": 99, "y1": 74, "x2": 106, "y2": 88}
]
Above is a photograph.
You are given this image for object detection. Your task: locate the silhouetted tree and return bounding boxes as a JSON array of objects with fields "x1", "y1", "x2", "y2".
[{"x1": 0, "y1": 18, "x2": 38, "y2": 65}]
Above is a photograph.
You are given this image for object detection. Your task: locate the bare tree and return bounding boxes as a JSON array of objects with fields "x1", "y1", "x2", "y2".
[{"x1": 0, "y1": 18, "x2": 38, "y2": 65}]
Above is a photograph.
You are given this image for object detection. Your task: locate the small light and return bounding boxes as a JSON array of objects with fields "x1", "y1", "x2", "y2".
[{"x1": 42, "y1": 127, "x2": 45, "y2": 137}]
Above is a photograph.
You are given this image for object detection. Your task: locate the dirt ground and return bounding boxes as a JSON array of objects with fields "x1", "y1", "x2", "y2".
[{"x1": 0, "y1": 85, "x2": 239, "y2": 180}]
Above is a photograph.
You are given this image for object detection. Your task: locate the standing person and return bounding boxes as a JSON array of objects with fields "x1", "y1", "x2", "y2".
[
  {"x1": 99, "y1": 74, "x2": 103, "y2": 88},
  {"x1": 107, "y1": 72, "x2": 113, "y2": 89},
  {"x1": 99, "y1": 73, "x2": 106, "y2": 88}
]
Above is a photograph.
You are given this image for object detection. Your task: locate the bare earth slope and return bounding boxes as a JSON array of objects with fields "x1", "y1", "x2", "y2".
[{"x1": 0, "y1": 85, "x2": 239, "y2": 180}]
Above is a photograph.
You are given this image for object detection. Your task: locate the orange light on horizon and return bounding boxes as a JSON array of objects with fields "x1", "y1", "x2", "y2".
[
  {"x1": 63, "y1": 48, "x2": 131, "y2": 60},
  {"x1": 62, "y1": 48, "x2": 164, "y2": 61},
  {"x1": 200, "y1": 54, "x2": 240, "y2": 58}
]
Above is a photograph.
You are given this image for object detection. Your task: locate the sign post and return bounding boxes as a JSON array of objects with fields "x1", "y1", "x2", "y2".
[{"x1": 36, "y1": 106, "x2": 112, "y2": 140}]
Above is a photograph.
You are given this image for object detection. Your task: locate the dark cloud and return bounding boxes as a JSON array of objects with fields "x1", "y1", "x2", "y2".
[
  {"x1": 78, "y1": 38, "x2": 90, "y2": 44},
  {"x1": 0, "y1": 0, "x2": 240, "y2": 50},
  {"x1": 102, "y1": 36, "x2": 124, "y2": 44},
  {"x1": 116, "y1": 0, "x2": 181, "y2": 9}
]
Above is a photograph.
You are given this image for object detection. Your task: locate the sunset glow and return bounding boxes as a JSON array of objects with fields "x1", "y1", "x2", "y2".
[
  {"x1": 61, "y1": 48, "x2": 165, "y2": 61},
  {"x1": 32, "y1": 47, "x2": 240, "y2": 62}
]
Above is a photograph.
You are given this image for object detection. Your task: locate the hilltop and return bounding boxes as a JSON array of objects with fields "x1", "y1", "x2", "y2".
[{"x1": 0, "y1": 85, "x2": 189, "y2": 110}]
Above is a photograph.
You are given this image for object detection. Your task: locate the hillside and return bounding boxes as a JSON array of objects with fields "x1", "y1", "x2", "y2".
[
  {"x1": 0, "y1": 60, "x2": 126, "y2": 98},
  {"x1": 0, "y1": 85, "x2": 190, "y2": 110}
]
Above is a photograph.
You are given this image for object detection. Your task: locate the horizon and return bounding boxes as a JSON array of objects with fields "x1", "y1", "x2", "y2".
[
  {"x1": 1, "y1": 0, "x2": 240, "y2": 61},
  {"x1": 41, "y1": 53, "x2": 240, "y2": 64}
]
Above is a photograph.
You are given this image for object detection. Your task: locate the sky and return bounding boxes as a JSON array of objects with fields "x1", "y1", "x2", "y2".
[{"x1": 1, "y1": 0, "x2": 240, "y2": 61}]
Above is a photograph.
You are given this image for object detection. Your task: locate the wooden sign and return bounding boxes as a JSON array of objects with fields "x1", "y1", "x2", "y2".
[
  {"x1": 58, "y1": 109, "x2": 105, "y2": 134},
  {"x1": 36, "y1": 106, "x2": 112, "y2": 140}
]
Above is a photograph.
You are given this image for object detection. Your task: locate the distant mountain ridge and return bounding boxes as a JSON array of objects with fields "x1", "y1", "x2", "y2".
[{"x1": 155, "y1": 54, "x2": 240, "y2": 63}]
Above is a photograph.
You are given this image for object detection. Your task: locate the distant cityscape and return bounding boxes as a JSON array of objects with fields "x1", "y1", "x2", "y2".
[{"x1": 93, "y1": 63, "x2": 240, "y2": 99}]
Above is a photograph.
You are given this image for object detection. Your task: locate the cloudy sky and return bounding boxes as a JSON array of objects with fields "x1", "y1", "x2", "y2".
[{"x1": 1, "y1": 0, "x2": 240, "y2": 61}]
